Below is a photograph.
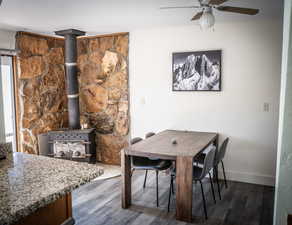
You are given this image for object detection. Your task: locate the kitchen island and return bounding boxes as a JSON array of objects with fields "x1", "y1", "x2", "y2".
[{"x1": 0, "y1": 152, "x2": 103, "y2": 225}]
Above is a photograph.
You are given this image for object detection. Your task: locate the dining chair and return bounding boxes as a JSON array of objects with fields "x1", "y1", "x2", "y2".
[
  {"x1": 194, "y1": 138, "x2": 229, "y2": 200},
  {"x1": 167, "y1": 148, "x2": 216, "y2": 220},
  {"x1": 145, "y1": 132, "x2": 155, "y2": 139},
  {"x1": 143, "y1": 132, "x2": 159, "y2": 187},
  {"x1": 130, "y1": 137, "x2": 172, "y2": 207}
]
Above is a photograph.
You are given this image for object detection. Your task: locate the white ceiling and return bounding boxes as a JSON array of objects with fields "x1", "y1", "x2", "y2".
[{"x1": 0, "y1": 0, "x2": 283, "y2": 35}]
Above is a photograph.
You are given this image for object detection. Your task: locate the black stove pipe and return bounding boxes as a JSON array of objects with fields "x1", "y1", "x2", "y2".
[{"x1": 55, "y1": 29, "x2": 85, "y2": 129}]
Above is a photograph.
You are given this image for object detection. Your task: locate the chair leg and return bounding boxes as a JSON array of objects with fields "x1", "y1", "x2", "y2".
[
  {"x1": 209, "y1": 172, "x2": 216, "y2": 204},
  {"x1": 221, "y1": 161, "x2": 228, "y2": 189},
  {"x1": 143, "y1": 170, "x2": 148, "y2": 189},
  {"x1": 156, "y1": 170, "x2": 159, "y2": 207},
  {"x1": 171, "y1": 175, "x2": 175, "y2": 194},
  {"x1": 214, "y1": 166, "x2": 222, "y2": 200},
  {"x1": 168, "y1": 176, "x2": 173, "y2": 212},
  {"x1": 199, "y1": 180, "x2": 208, "y2": 220}
]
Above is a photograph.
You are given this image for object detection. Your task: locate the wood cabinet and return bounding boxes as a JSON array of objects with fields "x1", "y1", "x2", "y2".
[{"x1": 15, "y1": 193, "x2": 74, "y2": 225}]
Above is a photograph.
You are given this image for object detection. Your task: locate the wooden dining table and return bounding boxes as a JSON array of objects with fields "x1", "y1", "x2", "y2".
[{"x1": 121, "y1": 130, "x2": 219, "y2": 223}]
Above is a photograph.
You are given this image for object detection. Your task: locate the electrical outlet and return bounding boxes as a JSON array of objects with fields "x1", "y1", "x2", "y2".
[{"x1": 263, "y1": 103, "x2": 270, "y2": 112}]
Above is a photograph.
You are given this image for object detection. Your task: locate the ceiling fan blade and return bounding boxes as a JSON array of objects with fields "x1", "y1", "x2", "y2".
[
  {"x1": 191, "y1": 12, "x2": 203, "y2": 21},
  {"x1": 160, "y1": 6, "x2": 200, "y2": 10},
  {"x1": 209, "y1": 0, "x2": 229, "y2": 5},
  {"x1": 217, "y1": 6, "x2": 259, "y2": 15}
]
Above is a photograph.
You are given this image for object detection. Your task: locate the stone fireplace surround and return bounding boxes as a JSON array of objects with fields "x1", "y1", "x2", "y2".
[{"x1": 15, "y1": 31, "x2": 129, "y2": 165}]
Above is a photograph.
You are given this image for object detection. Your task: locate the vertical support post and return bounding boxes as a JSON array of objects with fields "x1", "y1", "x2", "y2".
[
  {"x1": 176, "y1": 156, "x2": 193, "y2": 222},
  {"x1": 121, "y1": 149, "x2": 131, "y2": 208}
]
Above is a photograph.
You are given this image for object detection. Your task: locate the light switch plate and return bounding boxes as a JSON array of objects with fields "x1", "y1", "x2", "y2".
[{"x1": 140, "y1": 97, "x2": 146, "y2": 105}]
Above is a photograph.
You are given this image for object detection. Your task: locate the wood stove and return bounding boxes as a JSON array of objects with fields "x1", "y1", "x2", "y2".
[
  {"x1": 48, "y1": 128, "x2": 96, "y2": 163},
  {"x1": 39, "y1": 29, "x2": 97, "y2": 164}
]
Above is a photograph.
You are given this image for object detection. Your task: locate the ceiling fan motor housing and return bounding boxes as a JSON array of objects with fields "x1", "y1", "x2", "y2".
[{"x1": 200, "y1": 7, "x2": 215, "y2": 30}]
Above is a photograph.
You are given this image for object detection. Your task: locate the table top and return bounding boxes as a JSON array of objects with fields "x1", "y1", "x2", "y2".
[
  {"x1": 0, "y1": 152, "x2": 103, "y2": 225},
  {"x1": 125, "y1": 130, "x2": 218, "y2": 160}
]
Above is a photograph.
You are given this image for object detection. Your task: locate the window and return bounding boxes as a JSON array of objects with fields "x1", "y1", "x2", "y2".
[{"x1": 0, "y1": 56, "x2": 16, "y2": 151}]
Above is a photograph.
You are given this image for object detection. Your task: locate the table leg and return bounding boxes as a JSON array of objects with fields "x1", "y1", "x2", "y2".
[
  {"x1": 121, "y1": 149, "x2": 131, "y2": 208},
  {"x1": 176, "y1": 156, "x2": 193, "y2": 222}
]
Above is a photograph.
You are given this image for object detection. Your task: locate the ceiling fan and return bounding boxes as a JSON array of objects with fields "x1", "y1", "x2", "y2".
[{"x1": 160, "y1": 0, "x2": 259, "y2": 30}]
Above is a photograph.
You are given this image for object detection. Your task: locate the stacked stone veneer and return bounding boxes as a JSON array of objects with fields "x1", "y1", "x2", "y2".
[
  {"x1": 15, "y1": 32, "x2": 129, "y2": 164},
  {"x1": 15, "y1": 32, "x2": 68, "y2": 154},
  {"x1": 77, "y1": 34, "x2": 129, "y2": 164}
]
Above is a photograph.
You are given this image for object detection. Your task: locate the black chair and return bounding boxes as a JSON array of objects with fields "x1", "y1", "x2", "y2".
[
  {"x1": 194, "y1": 138, "x2": 229, "y2": 200},
  {"x1": 143, "y1": 132, "x2": 160, "y2": 186},
  {"x1": 145, "y1": 132, "x2": 155, "y2": 139},
  {"x1": 167, "y1": 148, "x2": 216, "y2": 219},
  {"x1": 130, "y1": 136, "x2": 172, "y2": 207}
]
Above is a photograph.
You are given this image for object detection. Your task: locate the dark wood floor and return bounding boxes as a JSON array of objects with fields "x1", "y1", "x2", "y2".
[{"x1": 72, "y1": 170, "x2": 274, "y2": 225}]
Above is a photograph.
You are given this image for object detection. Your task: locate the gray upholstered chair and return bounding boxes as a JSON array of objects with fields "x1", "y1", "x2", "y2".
[
  {"x1": 168, "y1": 148, "x2": 216, "y2": 220},
  {"x1": 194, "y1": 138, "x2": 229, "y2": 200},
  {"x1": 130, "y1": 136, "x2": 172, "y2": 207}
]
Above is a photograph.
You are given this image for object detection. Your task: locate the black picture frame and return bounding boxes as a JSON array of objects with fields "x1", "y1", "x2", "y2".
[{"x1": 172, "y1": 50, "x2": 222, "y2": 91}]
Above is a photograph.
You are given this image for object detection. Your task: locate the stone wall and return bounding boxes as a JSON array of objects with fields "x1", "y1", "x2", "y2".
[
  {"x1": 15, "y1": 32, "x2": 68, "y2": 154},
  {"x1": 15, "y1": 32, "x2": 129, "y2": 164},
  {"x1": 77, "y1": 34, "x2": 129, "y2": 164}
]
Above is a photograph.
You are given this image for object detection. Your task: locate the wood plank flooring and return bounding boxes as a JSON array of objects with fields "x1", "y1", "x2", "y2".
[{"x1": 72, "y1": 170, "x2": 274, "y2": 225}]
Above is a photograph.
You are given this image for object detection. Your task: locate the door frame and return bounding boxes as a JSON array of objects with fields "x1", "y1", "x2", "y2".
[{"x1": 12, "y1": 55, "x2": 20, "y2": 152}]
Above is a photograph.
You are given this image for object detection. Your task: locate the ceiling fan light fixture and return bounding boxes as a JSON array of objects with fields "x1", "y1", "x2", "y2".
[{"x1": 199, "y1": 8, "x2": 215, "y2": 30}]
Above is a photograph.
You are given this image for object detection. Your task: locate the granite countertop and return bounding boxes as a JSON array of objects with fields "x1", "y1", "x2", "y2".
[{"x1": 0, "y1": 152, "x2": 103, "y2": 225}]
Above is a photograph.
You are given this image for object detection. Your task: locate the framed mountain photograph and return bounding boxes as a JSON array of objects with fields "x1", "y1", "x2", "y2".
[{"x1": 172, "y1": 50, "x2": 222, "y2": 91}]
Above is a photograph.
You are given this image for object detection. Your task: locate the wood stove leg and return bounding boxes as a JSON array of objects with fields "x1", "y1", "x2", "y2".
[
  {"x1": 121, "y1": 149, "x2": 131, "y2": 208},
  {"x1": 176, "y1": 156, "x2": 193, "y2": 222},
  {"x1": 288, "y1": 214, "x2": 292, "y2": 225}
]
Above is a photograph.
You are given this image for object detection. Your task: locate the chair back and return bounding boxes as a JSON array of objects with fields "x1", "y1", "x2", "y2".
[
  {"x1": 145, "y1": 131, "x2": 158, "y2": 160},
  {"x1": 215, "y1": 138, "x2": 229, "y2": 165},
  {"x1": 130, "y1": 137, "x2": 143, "y2": 145},
  {"x1": 130, "y1": 137, "x2": 144, "y2": 166},
  {"x1": 199, "y1": 148, "x2": 216, "y2": 180},
  {"x1": 145, "y1": 132, "x2": 155, "y2": 139}
]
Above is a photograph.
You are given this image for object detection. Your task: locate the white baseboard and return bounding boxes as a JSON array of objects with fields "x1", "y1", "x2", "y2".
[{"x1": 217, "y1": 169, "x2": 275, "y2": 187}]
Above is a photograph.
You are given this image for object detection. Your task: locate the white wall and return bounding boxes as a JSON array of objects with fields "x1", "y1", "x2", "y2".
[
  {"x1": 274, "y1": 0, "x2": 292, "y2": 223},
  {"x1": 129, "y1": 19, "x2": 282, "y2": 186},
  {"x1": 0, "y1": 29, "x2": 15, "y2": 49}
]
